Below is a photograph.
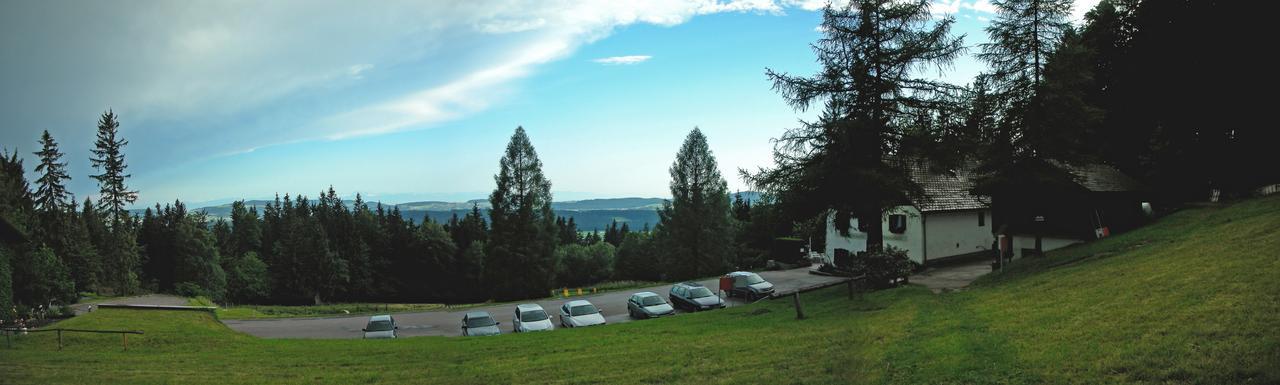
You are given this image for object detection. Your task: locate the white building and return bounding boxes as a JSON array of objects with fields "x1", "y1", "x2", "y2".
[{"x1": 826, "y1": 163, "x2": 992, "y2": 266}]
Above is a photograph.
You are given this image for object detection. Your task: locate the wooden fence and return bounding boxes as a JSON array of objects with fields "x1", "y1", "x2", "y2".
[{"x1": 2, "y1": 328, "x2": 144, "y2": 351}]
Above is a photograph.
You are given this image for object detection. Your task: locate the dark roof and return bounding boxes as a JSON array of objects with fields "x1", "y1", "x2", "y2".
[
  {"x1": 906, "y1": 162, "x2": 988, "y2": 212},
  {"x1": 1065, "y1": 163, "x2": 1143, "y2": 192}
]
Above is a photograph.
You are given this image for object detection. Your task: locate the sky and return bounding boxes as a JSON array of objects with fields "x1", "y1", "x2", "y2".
[{"x1": 0, "y1": 0, "x2": 1097, "y2": 208}]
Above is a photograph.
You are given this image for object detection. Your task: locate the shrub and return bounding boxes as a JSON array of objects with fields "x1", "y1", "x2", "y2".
[{"x1": 849, "y1": 246, "x2": 917, "y2": 289}]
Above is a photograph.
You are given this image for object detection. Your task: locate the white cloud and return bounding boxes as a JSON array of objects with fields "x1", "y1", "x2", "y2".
[
  {"x1": 347, "y1": 64, "x2": 374, "y2": 79},
  {"x1": 593, "y1": 55, "x2": 653, "y2": 65},
  {"x1": 964, "y1": 0, "x2": 998, "y2": 14}
]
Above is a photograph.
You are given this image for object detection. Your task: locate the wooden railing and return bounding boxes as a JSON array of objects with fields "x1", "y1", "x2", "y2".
[{"x1": 2, "y1": 327, "x2": 144, "y2": 351}]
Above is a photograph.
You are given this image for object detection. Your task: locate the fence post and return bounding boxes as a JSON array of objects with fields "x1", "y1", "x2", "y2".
[
  {"x1": 5, "y1": 330, "x2": 9, "y2": 349},
  {"x1": 792, "y1": 292, "x2": 805, "y2": 320},
  {"x1": 847, "y1": 278, "x2": 855, "y2": 300},
  {"x1": 57, "y1": 329, "x2": 62, "y2": 350},
  {"x1": 123, "y1": 333, "x2": 128, "y2": 352}
]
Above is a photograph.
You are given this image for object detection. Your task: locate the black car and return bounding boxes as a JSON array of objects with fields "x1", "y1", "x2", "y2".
[{"x1": 668, "y1": 282, "x2": 724, "y2": 311}]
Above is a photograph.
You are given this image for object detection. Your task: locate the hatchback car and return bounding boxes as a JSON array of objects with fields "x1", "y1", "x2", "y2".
[
  {"x1": 513, "y1": 304, "x2": 554, "y2": 333},
  {"x1": 627, "y1": 292, "x2": 675, "y2": 319},
  {"x1": 669, "y1": 282, "x2": 724, "y2": 311},
  {"x1": 558, "y1": 300, "x2": 606, "y2": 328},
  {"x1": 723, "y1": 271, "x2": 775, "y2": 300},
  {"x1": 362, "y1": 314, "x2": 398, "y2": 339},
  {"x1": 461, "y1": 311, "x2": 502, "y2": 336}
]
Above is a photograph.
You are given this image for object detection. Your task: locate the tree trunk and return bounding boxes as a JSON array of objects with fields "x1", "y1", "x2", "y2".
[
  {"x1": 864, "y1": 213, "x2": 884, "y2": 253},
  {"x1": 313, "y1": 292, "x2": 323, "y2": 306}
]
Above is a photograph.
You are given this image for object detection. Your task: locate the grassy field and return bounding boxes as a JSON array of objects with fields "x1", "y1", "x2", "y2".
[{"x1": 2, "y1": 196, "x2": 1277, "y2": 384}]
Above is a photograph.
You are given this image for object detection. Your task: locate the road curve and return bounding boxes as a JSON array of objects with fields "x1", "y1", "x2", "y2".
[{"x1": 222, "y1": 266, "x2": 844, "y2": 339}]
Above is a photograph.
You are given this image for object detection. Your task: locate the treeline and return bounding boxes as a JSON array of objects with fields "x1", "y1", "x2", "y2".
[{"x1": 1, "y1": 121, "x2": 812, "y2": 317}]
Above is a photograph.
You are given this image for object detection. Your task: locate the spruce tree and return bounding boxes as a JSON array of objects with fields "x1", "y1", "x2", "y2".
[
  {"x1": 486, "y1": 126, "x2": 557, "y2": 301},
  {"x1": 976, "y1": 0, "x2": 1075, "y2": 160},
  {"x1": 654, "y1": 128, "x2": 734, "y2": 280},
  {"x1": 32, "y1": 130, "x2": 72, "y2": 215},
  {"x1": 748, "y1": 1, "x2": 964, "y2": 251},
  {"x1": 89, "y1": 110, "x2": 138, "y2": 225}
]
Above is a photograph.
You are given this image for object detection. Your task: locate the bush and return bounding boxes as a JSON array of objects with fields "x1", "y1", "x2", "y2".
[
  {"x1": 225, "y1": 252, "x2": 270, "y2": 304},
  {"x1": 174, "y1": 281, "x2": 208, "y2": 299},
  {"x1": 614, "y1": 233, "x2": 660, "y2": 281},
  {"x1": 555, "y1": 242, "x2": 615, "y2": 287},
  {"x1": 849, "y1": 246, "x2": 917, "y2": 289}
]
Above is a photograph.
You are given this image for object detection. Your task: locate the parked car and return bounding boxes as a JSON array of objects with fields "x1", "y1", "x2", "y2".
[
  {"x1": 558, "y1": 300, "x2": 606, "y2": 328},
  {"x1": 669, "y1": 282, "x2": 724, "y2": 311},
  {"x1": 627, "y1": 291, "x2": 675, "y2": 319},
  {"x1": 362, "y1": 314, "x2": 398, "y2": 339},
  {"x1": 513, "y1": 304, "x2": 554, "y2": 333},
  {"x1": 461, "y1": 311, "x2": 502, "y2": 337},
  {"x1": 722, "y1": 271, "x2": 775, "y2": 300}
]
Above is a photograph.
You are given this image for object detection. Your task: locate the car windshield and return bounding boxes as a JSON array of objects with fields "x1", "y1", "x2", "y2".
[
  {"x1": 641, "y1": 296, "x2": 666, "y2": 306},
  {"x1": 519, "y1": 310, "x2": 548, "y2": 322},
  {"x1": 465, "y1": 316, "x2": 496, "y2": 328},
  {"x1": 745, "y1": 274, "x2": 765, "y2": 285},
  {"x1": 688, "y1": 287, "x2": 714, "y2": 298},
  {"x1": 570, "y1": 304, "x2": 598, "y2": 316},
  {"x1": 365, "y1": 320, "x2": 393, "y2": 332}
]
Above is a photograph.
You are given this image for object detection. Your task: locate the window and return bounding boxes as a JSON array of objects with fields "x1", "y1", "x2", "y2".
[
  {"x1": 978, "y1": 211, "x2": 985, "y2": 227},
  {"x1": 888, "y1": 214, "x2": 907, "y2": 234}
]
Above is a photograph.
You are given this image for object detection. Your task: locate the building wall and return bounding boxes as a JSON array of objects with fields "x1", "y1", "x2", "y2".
[
  {"x1": 826, "y1": 205, "x2": 926, "y2": 264},
  {"x1": 923, "y1": 209, "x2": 993, "y2": 263},
  {"x1": 1010, "y1": 235, "x2": 1081, "y2": 259}
]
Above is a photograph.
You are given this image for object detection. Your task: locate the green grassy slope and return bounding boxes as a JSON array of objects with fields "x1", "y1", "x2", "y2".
[{"x1": 2, "y1": 196, "x2": 1277, "y2": 384}]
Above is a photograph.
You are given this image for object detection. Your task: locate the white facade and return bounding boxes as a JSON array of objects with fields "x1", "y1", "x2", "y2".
[{"x1": 826, "y1": 205, "x2": 994, "y2": 265}]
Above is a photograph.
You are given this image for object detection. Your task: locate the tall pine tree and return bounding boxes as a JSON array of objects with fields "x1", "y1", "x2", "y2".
[
  {"x1": 89, "y1": 110, "x2": 138, "y2": 225},
  {"x1": 654, "y1": 128, "x2": 734, "y2": 280},
  {"x1": 748, "y1": 1, "x2": 964, "y2": 251},
  {"x1": 486, "y1": 127, "x2": 557, "y2": 301}
]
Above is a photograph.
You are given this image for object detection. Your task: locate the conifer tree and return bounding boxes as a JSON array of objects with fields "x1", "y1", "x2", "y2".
[
  {"x1": 486, "y1": 126, "x2": 557, "y2": 300},
  {"x1": 89, "y1": 110, "x2": 138, "y2": 225},
  {"x1": 32, "y1": 130, "x2": 72, "y2": 215},
  {"x1": 654, "y1": 128, "x2": 734, "y2": 280},
  {"x1": 748, "y1": 1, "x2": 964, "y2": 251}
]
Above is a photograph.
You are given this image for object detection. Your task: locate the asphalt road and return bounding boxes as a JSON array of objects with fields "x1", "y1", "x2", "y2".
[{"x1": 223, "y1": 266, "x2": 846, "y2": 339}]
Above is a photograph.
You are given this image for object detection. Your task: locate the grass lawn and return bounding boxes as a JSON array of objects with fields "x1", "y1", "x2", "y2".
[{"x1": 2, "y1": 196, "x2": 1277, "y2": 384}]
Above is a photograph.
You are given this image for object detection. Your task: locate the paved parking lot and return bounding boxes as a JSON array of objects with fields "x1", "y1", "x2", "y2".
[{"x1": 222, "y1": 265, "x2": 846, "y2": 339}]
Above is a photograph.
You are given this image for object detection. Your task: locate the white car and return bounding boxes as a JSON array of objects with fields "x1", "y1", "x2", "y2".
[
  {"x1": 558, "y1": 300, "x2": 606, "y2": 328},
  {"x1": 362, "y1": 314, "x2": 397, "y2": 339},
  {"x1": 513, "y1": 304, "x2": 554, "y2": 333}
]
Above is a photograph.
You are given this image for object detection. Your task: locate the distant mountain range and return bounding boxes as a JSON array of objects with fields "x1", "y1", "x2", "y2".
[{"x1": 134, "y1": 193, "x2": 763, "y2": 232}]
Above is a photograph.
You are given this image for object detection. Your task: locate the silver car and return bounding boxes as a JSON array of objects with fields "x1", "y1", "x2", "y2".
[
  {"x1": 627, "y1": 292, "x2": 675, "y2": 319},
  {"x1": 462, "y1": 311, "x2": 502, "y2": 337},
  {"x1": 558, "y1": 300, "x2": 606, "y2": 328},
  {"x1": 362, "y1": 314, "x2": 398, "y2": 339},
  {"x1": 513, "y1": 304, "x2": 554, "y2": 333}
]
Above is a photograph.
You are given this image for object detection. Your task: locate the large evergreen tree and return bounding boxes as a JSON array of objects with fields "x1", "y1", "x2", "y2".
[
  {"x1": 654, "y1": 128, "x2": 734, "y2": 280},
  {"x1": 975, "y1": 0, "x2": 1075, "y2": 160},
  {"x1": 748, "y1": 1, "x2": 964, "y2": 251},
  {"x1": 486, "y1": 126, "x2": 557, "y2": 301},
  {"x1": 32, "y1": 130, "x2": 72, "y2": 214},
  {"x1": 89, "y1": 110, "x2": 138, "y2": 225}
]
